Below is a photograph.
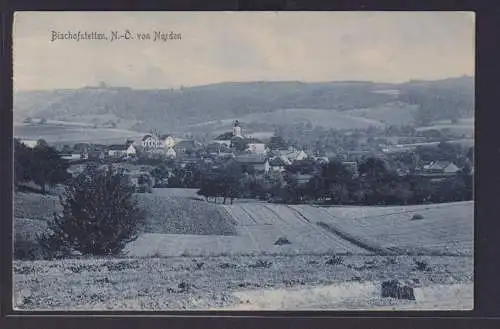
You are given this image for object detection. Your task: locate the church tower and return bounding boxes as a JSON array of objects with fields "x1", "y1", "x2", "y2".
[{"x1": 233, "y1": 120, "x2": 243, "y2": 138}]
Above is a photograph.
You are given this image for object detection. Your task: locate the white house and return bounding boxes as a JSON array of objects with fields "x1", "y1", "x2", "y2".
[
  {"x1": 142, "y1": 134, "x2": 162, "y2": 149},
  {"x1": 161, "y1": 134, "x2": 176, "y2": 149},
  {"x1": 165, "y1": 147, "x2": 177, "y2": 159},
  {"x1": 19, "y1": 139, "x2": 39, "y2": 148},
  {"x1": 108, "y1": 144, "x2": 129, "y2": 158},
  {"x1": 423, "y1": 161, "x2": 460, "y2": 174},
  {"x1": 443, "y1": 162, "x2": 460, "y2": 174},
  {"x1": 247, "y1": 143, "x2": 267, "y2": 154},
  {"x1": 61, "y1": 154, "x2": 82, "y2": 161},
  {"x1": 275, "y1": 149, "x2": 308, "y2": 163},
  {"x1": 126, "y1": 144, "x2": 137, "y2": 157}
]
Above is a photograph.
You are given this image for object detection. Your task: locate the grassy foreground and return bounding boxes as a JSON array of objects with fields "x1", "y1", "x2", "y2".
[{"x1": 13, "y1": 254, "x2": 472, "y2": 310}]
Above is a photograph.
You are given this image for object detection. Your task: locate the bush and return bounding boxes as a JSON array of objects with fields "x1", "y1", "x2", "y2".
[
  {"x1": 274, "y1": 237, "x2": 291, "y2": 245},
  {"x1": 411, "y1": 213, "x2": 424, "y2": 220},
  {"x1": 14, "y1": 238, "x2": 43, "y2": 260},
  {"x1": 38, "y1": 165, "x2": 146, "y2": 257},
  {"x1": 325, "y1": 255, "x2": 344, "y2": 265},
  {"x1": 249, "y1": 259, "x2": 273, "y2": 268},
  {"x1": 414, "y1": 259, "x2": 432, "y2": 272}
]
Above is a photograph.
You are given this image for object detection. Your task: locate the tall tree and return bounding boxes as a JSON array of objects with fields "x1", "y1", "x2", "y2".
[
  {"x1": 31, "y1": 144, "x2": 70, "y2": 193},
  {"x1": 266, "y1": 136, "x2": 288, "y2": 150},
  {"x1": 14, "y1": 139, "x2": 33, "y2": 187}
]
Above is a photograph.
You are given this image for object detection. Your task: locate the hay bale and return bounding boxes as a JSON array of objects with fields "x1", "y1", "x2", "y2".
[{"x1": 381, "y1": 279, "x2": 416, "y2": 300}]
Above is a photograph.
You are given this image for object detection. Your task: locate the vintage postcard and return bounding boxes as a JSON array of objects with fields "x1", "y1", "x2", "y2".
[{"x1": 12, "y1": 11, "x2": 474, "y2": 311}]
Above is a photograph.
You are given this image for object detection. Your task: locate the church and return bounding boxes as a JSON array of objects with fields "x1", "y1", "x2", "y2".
[{"x1": 232, "y1": 120, "x2": 243, "y2": 138}]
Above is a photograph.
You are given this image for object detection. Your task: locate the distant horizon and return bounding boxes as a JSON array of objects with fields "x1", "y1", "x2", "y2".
[{"x1": 14, "y1": 74, "x2": 474, "y2": 93}]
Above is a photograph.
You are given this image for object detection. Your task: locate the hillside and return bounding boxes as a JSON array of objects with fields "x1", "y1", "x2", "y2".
[{"x1": 14, "y1": 77, "x2": 474, "y2": 133}]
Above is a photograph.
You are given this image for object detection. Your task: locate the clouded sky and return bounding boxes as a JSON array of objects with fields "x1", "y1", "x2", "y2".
[{"x1": 13, "y1": 11, "x2": 475, "y2": 91}]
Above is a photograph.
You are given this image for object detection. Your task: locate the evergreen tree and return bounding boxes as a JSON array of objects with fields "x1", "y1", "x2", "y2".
[{"x1": 39, "y1": 165, "x2": 146, "y2": 256}]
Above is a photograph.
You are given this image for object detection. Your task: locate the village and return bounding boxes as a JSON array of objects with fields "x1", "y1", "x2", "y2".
[{"x1": 17, "y1": 119, "x2": 472, "y2": 203}]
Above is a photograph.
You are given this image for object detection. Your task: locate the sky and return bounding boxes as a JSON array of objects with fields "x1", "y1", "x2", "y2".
[{"x1": 13, "y1": 11, "x2": 475, "y2": 91}]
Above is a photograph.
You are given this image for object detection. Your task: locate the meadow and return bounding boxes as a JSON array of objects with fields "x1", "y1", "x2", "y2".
[{"x1": 13, "y1": 188, "x2": 474, "y2": 310}]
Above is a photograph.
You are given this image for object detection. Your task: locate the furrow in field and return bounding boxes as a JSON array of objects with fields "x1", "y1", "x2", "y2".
[
  {"x1": 260, "y1": 204, "x2": 369, "y2": 254},
  {"x1": 293, "y1": 202, "x2": 473, "y2": 256},
  {"x1": 260, "y1": 204, "x2": 335, "y2": 251},
  {"x1": 239, "y1": 204, "x2": 311, "y2": 254},
  {"x1": 290, "y1": 205, "x2": 395, "y2": 255},
  {"x1": 221, "y1": 205, "x2": 263, "y2": 252}
]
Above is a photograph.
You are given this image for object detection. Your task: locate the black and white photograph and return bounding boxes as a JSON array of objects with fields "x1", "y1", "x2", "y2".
[{"x1": 12, "y1": 11, "x2": 474, "y2": 311}]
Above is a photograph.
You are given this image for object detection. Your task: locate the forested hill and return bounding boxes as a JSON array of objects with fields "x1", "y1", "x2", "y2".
[{"x1": 14, "y1": 76, "x2": 473, "y2": 132}]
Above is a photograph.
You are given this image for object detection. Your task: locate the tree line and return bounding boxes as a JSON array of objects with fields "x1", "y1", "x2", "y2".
[
  {"x1": 14, "y1": 139, "x2": 70, "y2": 194},
  {"x1": 194, "y1": 155, "x2": 473, "y2": 206}
]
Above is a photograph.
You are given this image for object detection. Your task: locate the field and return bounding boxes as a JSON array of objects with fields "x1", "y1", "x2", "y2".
[
  {"x1": 13, "y1": 255, "x2": 472, "y2": 310},
  {"x1": 14, "y1": 123, "x2": 144, "y2": 144},
  {"x1": 344, "y1": 102, "x2": 418, "y2": 126},
  {"x1": 415, "y1": 117, "x2": 475, "y2": 138},
  {"x1": 13, "y1": 188, "x2": 474, "y2": 310}
]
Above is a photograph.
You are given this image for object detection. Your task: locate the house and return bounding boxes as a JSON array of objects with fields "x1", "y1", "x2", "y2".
[
  {"x1": 207, "y1": 141, "x2": 231, "y2": 155},
  {"x1": 423, "y1": 161, "x2": 460, "y2": 174},
  {"x1": 142, "y1": 134, "x2": 162, "y2": 149},
  {"x1": 246, "y1": 143, "x2": 267, "y2": 155},
  {"x1": 19, "y1": 139, "x2": 39, "y2": 148},
  {"x1": 165, "y1": 147, "x2": 177, "y2": 159},
  {"x1": 107, "y1": 144, "x2": 129, "y2": 158},
  {"x1": 88, "y1": 147, "x2": 106, "y2": 161},
  {"x1": 342, "y1": 161, "x2": 359, "y2": 176},
  {"x1": 275, "y1": 149, "x2": 309, "y2": 163},
  {"x1": 211, "y1": 140, "x2": 232, "y2": 147},
  {"x1": 234, "y1": 154, "x2": 269, "y2": 173},
  {"x1": 295, "y1": 173, "x2": 314, "y2": 185},
  {"x1": 160, "y1": 134, "x2": 176, "y2": 149},
  {"x1": 174, "y1": 140, "x2": 198, "y2": 155},
  {"x1": 61, "y1": 153, "x2": 83, "y2": 162},
  {"x1": 313, "y1": 156, "x2": 330, "y2": 164},
  {"x1": 126, "y1": 144, "x2": 137, "y2": 157},
  {"x1": 268, "y1": 157, "x2": 287, "y2": 172}
]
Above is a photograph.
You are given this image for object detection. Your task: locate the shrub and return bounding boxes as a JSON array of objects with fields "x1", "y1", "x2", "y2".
[
  {"x1": 411, "y1": 213, "x2": 424, "y2": 220},
  {"x1": 325, "y1": 255, "x2": 344, "y2": 265},
  {"x1": 38, "y1": 165, "x2": 146, "y2": 257},
  {"x1": 14, "y1": 238, "x2": 42, "y2": 261},
  {"x1": 414, "y1": 259, "x2": 432, "y2": 272},
  {"x1": 274, "y1": 237, "x2": 291, "y2": 245},
  {"x1": 249, "y1": 259, "x2": 272, "y2": 268}
]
